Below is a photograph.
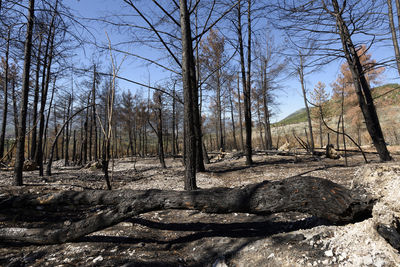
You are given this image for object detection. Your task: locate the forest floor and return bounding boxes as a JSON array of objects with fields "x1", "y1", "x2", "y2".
[{"x1": 0, "y1": 147, "x2": 400, "y2": 266}]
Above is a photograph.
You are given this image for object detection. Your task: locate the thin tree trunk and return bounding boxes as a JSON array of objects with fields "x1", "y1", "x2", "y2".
[
  {"x1": 83, "y1": 94, "x2": 90, "y2": 165},
  {"x1": 237, "y1": 75, "x2": 244, "y2": 150},
  {"x1": 336, "y1": 115, "x2": 341, "y2": 149},
  {"x1": 229, "y1": 87, "x2": 238, "y2": 150},
  {"x1": 237, "y1": 0, "x2": 252, "y2": 165},
  {"x1": 36, "y1": 0, "x2": 57, "y2": 176},
  {"x1": 72, "y1": 130, "x2": 76, "y2": 164},
  {"x1": 14, "y1": 0, "x2": 35, "y2": 186},
  {"x1": 53, "y1": 105, "x2": 59, "y2": 161},
  {"x1": 194, "y1": 8, "x2": 205, "y2": 172},
  {"x1": 61, "y1": 106, "x2": 65, "y2": 160},
  {"x1": 261, "y1": 61, "x2": 273, "y2": 150},
  {"x1": 217, "y1": 76, "x2": 223, "y2": 150},
  {"x1": 299, "y1": 52, "x2": 314, "y2": 154},
  {"x1": 43, "y1": 76, "x2": 57, "y2": 165},
  {"x1": 30, "y1": 34, "x2": 42, "y2": 160},
  {"x1": 257, "y1": 98, "x2": 265, "y2": 150},
  {"x1": 387, "y1": 0, "x2": 400, "y2": 76},
  {"x1": 172, "y1": 86, "x2": 176, "y2": 156},
  {"x1": 0, "y1": 27, "x2": 10, "y2": 159},
  {"x1": 11, "y1": 78, "x2": 19, "y2": 142},
  {"x1": 64, "y1": 95, "x2": 71, "y2": 166},
  {"x1": 47, "y1": 105, "x2": 93, "y2": 176},
  {"x1": 156, "y1": 94, "x2": 166, "y2": 168},
  {"x1": 89, "y1": 66, "x2": 96, "y2": 161},
  {"x1": 319, "y1": 116, "x2": 323, "y2": 148},
  {"x1": 92, "y1": 67, "x2": 98, "y2": 161},
  {"x1": 133, "y1": 118, "x2": 137, "y2": 155},
  {"x1": 244, "y1": 0, "x2": 253, "y2": 164}
]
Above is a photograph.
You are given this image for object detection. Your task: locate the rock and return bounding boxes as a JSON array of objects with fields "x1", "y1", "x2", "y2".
[
  {"x1": 93, "y1": 255, "x2": 103, "y2": 263},
  {"x1": 353, "y1": 164, "x2": 400, "y2": 227},
  {"x1": 278, "y1": 142, "x2": 290, "y2": 152},
  {"x1": 325, "y1": 144, "x2": 340, "y2": 159},
  {"x1": 324, "y1": 249, "x2": 333, "y2": 257}
]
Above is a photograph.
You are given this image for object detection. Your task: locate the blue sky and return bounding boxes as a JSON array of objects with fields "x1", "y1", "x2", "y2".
[{"x1": 67, "y1": 1, "x2": 400, "y2": 122}]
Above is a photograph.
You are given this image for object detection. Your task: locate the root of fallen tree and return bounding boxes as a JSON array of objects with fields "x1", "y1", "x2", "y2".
[{"x1": 0, "y1": 176, "x2": 374, "y2": 245}]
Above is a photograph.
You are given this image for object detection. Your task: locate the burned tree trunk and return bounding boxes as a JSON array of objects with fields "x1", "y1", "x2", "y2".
[
  {"x1": 14, "y1": 0, "x2": 35, "y2": 186},
  {"x1": 179, "y1": 0, "x2": 198, "y2": 190},
  {"x1": 0, "y1": 27, "x2": 10, "y2": 159},
  {"x1": 156, "y1": 93, "x2": 166, "y2": 168},
  {"x1": 0, "y1": 176, "x2": 373, "y2": 244},
  {"x1": 329, "y1": 0, "x2": 391, "y2": 161}
]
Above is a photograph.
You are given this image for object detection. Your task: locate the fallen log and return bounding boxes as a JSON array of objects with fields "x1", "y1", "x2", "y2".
[{"x1": 0, "y1": 176, "x2": 374, "y2": 244}]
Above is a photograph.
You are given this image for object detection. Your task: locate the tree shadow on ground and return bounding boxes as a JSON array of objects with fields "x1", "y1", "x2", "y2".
[{"x1": 80, "y1": 215, "x2": 330, "y2": 245}]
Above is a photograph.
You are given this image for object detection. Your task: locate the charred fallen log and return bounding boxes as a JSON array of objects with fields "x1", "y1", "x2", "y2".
[{"x1": 0, "y1": 176, "x2": 374, "y2": 244}]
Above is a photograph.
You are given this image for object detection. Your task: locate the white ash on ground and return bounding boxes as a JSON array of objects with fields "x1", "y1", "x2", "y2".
[{"x1": 0, "y1": 153, "x2": 399, "y2": 266}]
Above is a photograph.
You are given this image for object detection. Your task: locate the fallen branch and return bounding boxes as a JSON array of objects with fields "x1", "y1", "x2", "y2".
[{"x1": 0, "y1": 176, "x2": 373, "y2": 244}]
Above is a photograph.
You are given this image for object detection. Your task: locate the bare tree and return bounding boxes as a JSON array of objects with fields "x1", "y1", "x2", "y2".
[
  {"x1": 298, "y1": 51, "x2": 315, "y2": 153},
  {"x1": 35, "y1": 0, "x2": 59, "y2": 176},
  {"x1": 275, "y1": 0, "x2": 391, "y2": 161},
  {"x1": 114, "y1": 0, "x2": 238, "y2": 189},
  {"x1": 387, "y1": 0, "x2": 400, "y2": 75},
  {"x1": 14, "y1": 0, "x2": 35, "y2": 186},
  {"x1": 235, "y1": 0, "x2": 253, "y2": 165},
  {"x1": 200, "y1": 29, "x2": 227, "y2": 151},
  {"x1": 0, "y1": 25, "x2": 10, "y2": 158},
  {"x1": 149, "y1": 91, "x2": 166, "y2": 168}
]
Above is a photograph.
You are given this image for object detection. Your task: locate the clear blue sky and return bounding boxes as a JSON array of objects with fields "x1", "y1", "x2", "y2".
[{"x1": 67, "y1": 1, "x2": 400, "y2": 122}]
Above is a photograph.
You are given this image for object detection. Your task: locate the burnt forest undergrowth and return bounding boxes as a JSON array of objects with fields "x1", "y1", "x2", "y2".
[{"x1": 0, "y1": 150, "x2": 397, "y2": 266}]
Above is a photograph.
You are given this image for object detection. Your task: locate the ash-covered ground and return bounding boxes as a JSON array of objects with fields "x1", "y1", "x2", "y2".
[{"x1": 0, "y1": 150, "x2": 399, "y2": 266}]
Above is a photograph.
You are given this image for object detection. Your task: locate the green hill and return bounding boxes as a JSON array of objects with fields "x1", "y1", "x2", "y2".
[
  {"x1": 274, "y1": 108, "x2": 307, "y2": 126},
  {"x1": 274, "y1": 83, "x2": 400, "y2": 127}
]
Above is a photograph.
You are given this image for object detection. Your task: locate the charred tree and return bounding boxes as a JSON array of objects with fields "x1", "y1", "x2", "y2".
[
  {"x1": 46, "y1": 105, "x2": 94, "y2": 176},
  {"x1": 298, "y1": 52, "x2": 315, "y2": 153},
  {"x1": 11, "y1": 77, "x2": 19, "y2": 140},
  {"x1": 0, "y1": 176, "x2": 373, "y2": 244},
  {"x1": 327, "y1": 0, "x2": 391, "y2": 161},
  {"x1": 30, "y1": 34, "x2": 42, "y2": 160},
  {"x1": 64, "y1": 95, "x2": 71, "y2": 166},
  {"x1": 180, "y1": 0, "x2": 198, "y2": 190},
  {"x1": 155, "y1": 92, "x2": 166, "y2": 168},
  {"x1": 387, "y1": 0, "x2": 400, "y2": 76},
  {"x1": 14, "y1": 0, "x2": 35, "y2": 186},
  {"x1": 35, "y1": 0, "x2": 58, "y2": 175},
  {"x1": 237, "y1": 75, "x2": 244, "y2": 151},
  {"x1": 236, "y1": 0, "x2": 253, "y2": 165},
  {"x1": 229, "y1": 85, "x2": 238, "y2": 150},
  {"x1": 0, "y1": 27, "x2": 10, "y2": 159}
]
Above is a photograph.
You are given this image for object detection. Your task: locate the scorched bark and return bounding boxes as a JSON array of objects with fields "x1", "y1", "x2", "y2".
[{"x1": 0, "y1": 176, "x2": 373, "y2": 244}]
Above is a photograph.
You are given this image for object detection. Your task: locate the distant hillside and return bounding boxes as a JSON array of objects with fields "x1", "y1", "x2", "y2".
[
  {"x1": 274, "y1": 83, "x2": 400, "y2": 127},
  {"x1": 274, "y1": 108, "x2": 307, "y2": 126}
]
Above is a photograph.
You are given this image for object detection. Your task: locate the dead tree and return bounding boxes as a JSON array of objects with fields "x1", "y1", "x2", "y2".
[
  {"x1": 236, "y1": 0, "x2": 253, "y2": 165},
  {"x1": 275, "y1": 0, "x2": 391, "y2": 161},
  {"x1": 148, "y1": 91, "x2": 166, "y2": 168},
  {"x1": 0, "y1": 26, "x2": 11, "y2": 159},
  {"x1": 46, "y1": 105, "x2": 94, "y2": 176},
  {"x1": 14, "y1": 0, "x2": 35, "y2": 186},
  {"x1": 0, "y1": 176, "x2": 373, "y2": 244}
]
